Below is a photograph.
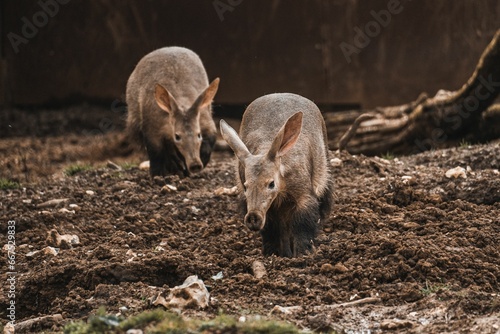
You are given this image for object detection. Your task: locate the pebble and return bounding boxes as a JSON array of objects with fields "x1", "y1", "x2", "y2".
[
  {"x1": 47, "y1": 229, "x2": 80, "y2": 248},
  {"x1": 330, "y1": 157, "x2": 343, "y2": 167},
  {"x1": 445, "y1": 166, "x2": 467, "y2": 179},
  {"x1": 153, "y1": 275, "x2": 210, "y2": 310},
  {"x1": 86, "y1": 190, "x2": 95, "y2": 195},
  {"x1": 69, "y1": 204, "x2": 80, "y2": 210},
  {"x1": 126, "y1": 330, "x2": 143, "y2": 334},
  {"x1": 26, "y1": 246, "x2": 60, "y2": 257},
  {"x1": 161, "y1": 184, "x2": 177, "y2": 194},
  {"x1": 139, "y1": 160, "x2": 150, "y2": 170}
]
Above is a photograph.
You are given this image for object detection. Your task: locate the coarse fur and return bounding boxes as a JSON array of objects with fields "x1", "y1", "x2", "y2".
[
  {"x1": 126, "y1": 46, "x2": 218, "y2": 177},
  {"x1": 220, "y1": 93, "x2": 334, "y2": 257}
]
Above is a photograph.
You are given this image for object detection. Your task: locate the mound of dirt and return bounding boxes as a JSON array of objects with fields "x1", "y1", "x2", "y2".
[{"x1": 0, "y1": 131, "x2": 499, "y2": 333}]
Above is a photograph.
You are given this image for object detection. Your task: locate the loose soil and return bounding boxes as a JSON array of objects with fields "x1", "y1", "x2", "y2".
[{"x1": 0, "y1": 109, "x2": 499, "y2": 333}]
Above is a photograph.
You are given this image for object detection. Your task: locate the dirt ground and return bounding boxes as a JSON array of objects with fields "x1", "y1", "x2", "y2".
[{"x1": 0, "y1": 109, "x2": 499, "y2": 333}]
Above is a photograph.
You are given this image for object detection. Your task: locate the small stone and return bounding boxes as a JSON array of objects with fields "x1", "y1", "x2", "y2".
[
  {"x1": 153, "y1": 275, "x2": 210, "y2": 310},
  {"x1": 126, "y1": 330, "x2": 143, "y2": 334},
  {"x1": 139, "y1": 160, "x2": 150, "y2": 170},
  {"x1": 161, "y1": 184, "x2": 177, "y2": 194},
  {"x1": 43, "y1": 246, "x2": 60, "y2": 256},
  {"x1": 27, "y1": 246, "x2": 59, "y2": 257},
  {"x1": 58, "y1": 208, "x2": 75, "y2": 214},
  {"x1": 330, "y1": 158, "x2": 343, "y2": 167},
  {"x1": 46, "y1": 229, "x2": 80, "y2": 248},
  {"x1": 445, "y1": 166, "x2": 467, "y2": 179},
  {"x1": 86, "y1": 190, "x2": 95, "y2": 196}
]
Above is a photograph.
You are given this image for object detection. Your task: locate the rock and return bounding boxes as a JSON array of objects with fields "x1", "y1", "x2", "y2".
[
  {"x1": 86, "y1": 190, "x2": 95, "y2": 196},
  {"x1": 401, "y1": 175, "x2": 416, "y2": 185},
  {"x1": 46, "y1": 229, "x2": 80, "y2": 249},
  {"x1": 69, "y1": 204, "x2": 81, "y2": 210},
  {"x1": 37, "y1": 198, "x2": 69, "y2": 208},
  {"x1": 139, "y1": 160, "x2": 150, "y2": 170},
  {"x1": 445, "y1": 166, "x2": 467, "y2": 179},
  {"x1": 126, "y1": 330, "x2": 143, "y2": 334},
  {"x1": 58, "y1": 208, "x2": 75, "y2": 214},
  {"x1": 214, "y1": 186, "x2": 238, "y2": 196},
  {"x1": 161, "y1": 184, "x2": 178, "y2": 194},
  {"x1": 153, "y1": 275, "x2": 209, "y2": 310},
  {"x1": 330, "y1": 157, "x2": 343, "y2": 167},
  {"x1": 26, "y1": 246, "x2": 59, "y2": 257}
]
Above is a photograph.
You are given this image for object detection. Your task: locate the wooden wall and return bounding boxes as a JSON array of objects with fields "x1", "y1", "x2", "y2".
[{"x1": 1, "y1": 0, "x2": 499, "y2": 109}]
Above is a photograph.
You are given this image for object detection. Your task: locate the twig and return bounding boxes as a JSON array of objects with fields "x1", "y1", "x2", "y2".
[
  {"x1": 338, "y1": 113, "x2": 378, "y2": 151},
  {"x1": 314, "y1": 297, "x2": 382, "y2": 310}
]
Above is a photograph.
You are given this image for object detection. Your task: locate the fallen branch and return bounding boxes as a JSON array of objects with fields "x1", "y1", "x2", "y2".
[
  {"x1": 330, "y1": 29, "x2": 500, "y2": 155},
  {"x1": 14, "y1": 314, "x2": 63, "y2": 332}
]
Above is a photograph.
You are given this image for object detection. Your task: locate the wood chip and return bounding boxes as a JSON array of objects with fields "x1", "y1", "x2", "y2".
[{"x1": 252, "y1": 260, "x2": 267, "y2": 279}]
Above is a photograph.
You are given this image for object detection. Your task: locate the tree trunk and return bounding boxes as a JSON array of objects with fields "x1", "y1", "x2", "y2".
[{"x1": 328, "y1": 29, "x2": 500, "y2": 156}]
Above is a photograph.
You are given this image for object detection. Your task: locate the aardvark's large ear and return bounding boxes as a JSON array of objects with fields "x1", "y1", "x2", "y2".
[
  {"x1": 268, "y1": 112, "x2": 303, "y2": 160},
  {"x1": 155, "y1": 83, "x2": 179, "y2": 114},
  {"x1": 192, "y1": 77, "x2": 220, "y2": 111},
  {"x1": 219, "y1": 119, "x2": 251, "y2": 162}
]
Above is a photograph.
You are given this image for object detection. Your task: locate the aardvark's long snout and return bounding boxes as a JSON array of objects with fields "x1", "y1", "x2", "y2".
[{"x1": 245, "y1": 211, "x2": 265, "y2": 231}]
